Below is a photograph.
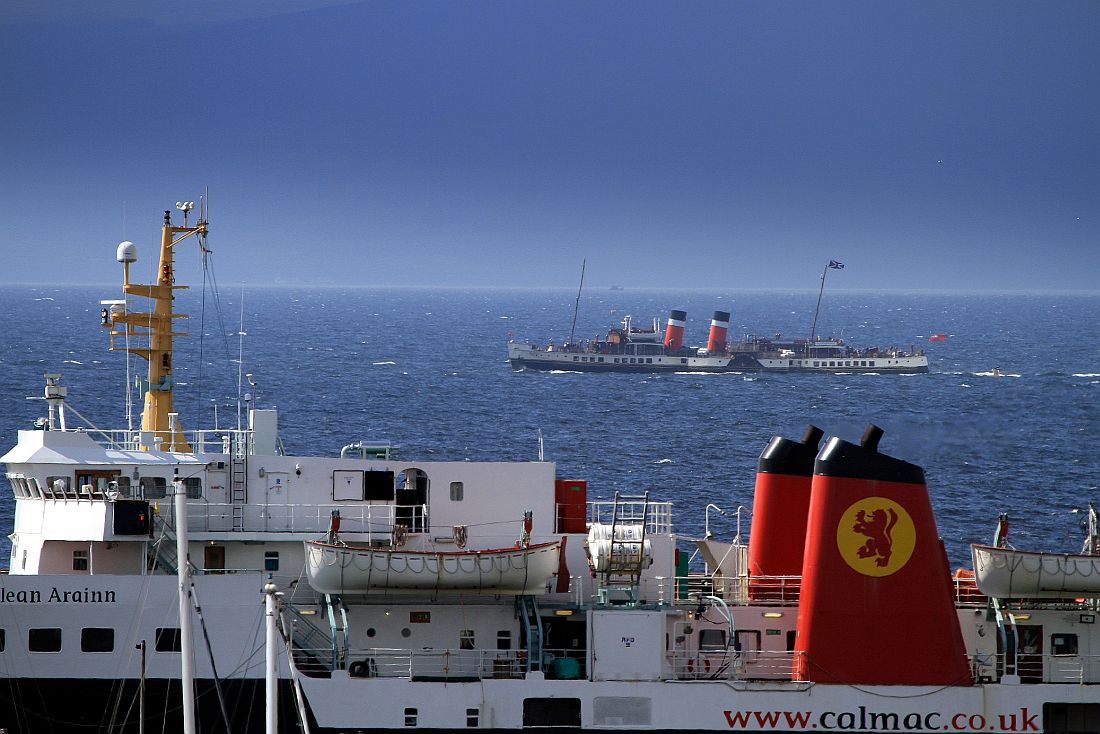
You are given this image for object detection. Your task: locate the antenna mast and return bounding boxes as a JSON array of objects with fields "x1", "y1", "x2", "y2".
[
  {"x1": 102, "y1": 201, "x2": 208, "y2": 451},
  {"x1": 568, "y1": 258, "x2": 586, "y2": 347},
  {"x1": 809, "y1": 260, "x2": 844, "y2": 345}
]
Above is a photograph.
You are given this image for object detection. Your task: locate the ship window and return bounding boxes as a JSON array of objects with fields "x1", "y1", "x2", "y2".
[
  {"x1": 497, "y1": 630, "x2": 512, "y2": 650},
  {"x1": 573, "y1": 356, "x2": 579, "y2": 361},
  {"x1": 81, "y1": 627, "x2": 114, "y2": 653},
  {"x1": 647, "y1": 358, "x2": 653, "y2": 364},
  {"x1": 0, "y1": 629, "x2": 5, "y2": 652},
  {"x1": 598, "y1": 357, "x2": 604, "y2": 362},
  {"x1": 155, "y1": 627, "x2": 182, "y2": 652},
  {"x1": 467, "y1": 708, "x2": 479, "y2": 727},
  {"x1": 73, "y1": 549, "x2": 89, "y2": 571},
  {"x1": 1052, "y1": 633, "x2": 1078, "y2": 656},
  {"x1": 264, "y1": 551, "x2": 279, "y2": 572},
  {"x1": 450, "y1": 482, "x2": 463, "y2": 501},
  {"x1": 404, "y1": 708, "x2": 417, "y2": 727},
  {"x1": 141, "y1": 477, "x2": 167, "y2": 499},
  {"x1": 460, "y1": 629, "x2": 475, "y2": 650},
  {"x1": 46, "y1": 476, "x2": 70, "y2": 498},
  {"x1": 183, "y1": 477, "x2": 202, "y2": 499},
  {"x1": 364, "y1": 470, "x2": 396, "y2": 502},
  {"x1": 28, "y1": 477, "x2": 43, "y2": 498},
  {"x1": 29, "y1": 628, "x2": 62, "y2": 653},
  {"x1": 699, "y1": 628, "x2": 727, "y2": 651}
]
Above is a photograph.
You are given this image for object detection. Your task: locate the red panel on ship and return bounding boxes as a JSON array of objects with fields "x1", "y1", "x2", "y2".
[
  {"x1": 554, "y1": 479, "x2": 587, "y2": 534},
  {"x1": 747, "y1": 426, "x2": 823, "y2": 601},
  {"x1": 793, "y1": 426, "x2": 972, "y2": 686}
]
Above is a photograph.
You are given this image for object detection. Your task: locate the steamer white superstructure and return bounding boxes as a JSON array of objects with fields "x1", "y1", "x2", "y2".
[{"x1": 1, "y1": 204, "x2": 1096, "y2": 734}]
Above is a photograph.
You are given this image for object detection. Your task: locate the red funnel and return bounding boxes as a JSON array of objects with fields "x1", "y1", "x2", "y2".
[
  {"x1": 793, "y1": 425, "x2": 971, "y2": 686},
  {"x1": 706, "y1": 310, "x2": 730, "y2": 354},
  {"x1": 747, "y1": 426, "x2": 823, "y2": 601},
  {"x1": 663, "y1": 310, "x2": 687, "y2": 351}
]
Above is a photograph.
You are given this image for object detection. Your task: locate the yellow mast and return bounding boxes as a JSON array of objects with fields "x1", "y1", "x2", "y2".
[{"x1": 104, "y1": 203, "x2": 207, "y2": 451}]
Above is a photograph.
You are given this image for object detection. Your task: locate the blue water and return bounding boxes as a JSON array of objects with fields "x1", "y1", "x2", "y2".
[{"x1": 1, "y1": 285, "x2": 1097, "y2": 569}]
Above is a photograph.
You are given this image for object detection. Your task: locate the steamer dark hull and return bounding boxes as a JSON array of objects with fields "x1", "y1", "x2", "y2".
[{"x1": 508, "y1": 344, "x2": 930, "y2": 374}]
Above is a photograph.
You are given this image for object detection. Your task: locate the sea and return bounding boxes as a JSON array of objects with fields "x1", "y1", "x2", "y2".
[{"x1": 1, "y1": 284, "x2": 1098, "y2": 570}]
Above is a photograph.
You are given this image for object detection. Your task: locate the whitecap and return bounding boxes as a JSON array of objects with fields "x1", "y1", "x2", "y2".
[{"x1": 372, "y1": 361, "x2": 396, "y2": 366}]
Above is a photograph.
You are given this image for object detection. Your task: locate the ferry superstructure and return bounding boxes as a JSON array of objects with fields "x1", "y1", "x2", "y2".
[{"x1": 1, "y1": 203, "x2": 1096, "y2": 734}]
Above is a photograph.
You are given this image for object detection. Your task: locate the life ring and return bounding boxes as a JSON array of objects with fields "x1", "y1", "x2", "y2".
[
  {"x1": 348, "y1": 658, "x2": 377, "y2": 678},
  {"x1": 687, "y1": 657, "x2": 711, "y2": 674}
]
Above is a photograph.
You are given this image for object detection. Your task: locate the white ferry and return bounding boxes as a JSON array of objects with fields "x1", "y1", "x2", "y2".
[{"x1": 1, "y1": 203, "x2": 1094, "y2": 734}]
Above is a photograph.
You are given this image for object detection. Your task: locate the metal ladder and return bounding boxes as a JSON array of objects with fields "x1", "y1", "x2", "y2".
[
  {"x1": 230, "y1": 435, "x2": 247, "y2": 531},
  {"x1": 146, "y1": 511, "x2": 179, "y2": 574},
  {"x1": 516, "y1": 595, "x2": 544, "y2": 673}
]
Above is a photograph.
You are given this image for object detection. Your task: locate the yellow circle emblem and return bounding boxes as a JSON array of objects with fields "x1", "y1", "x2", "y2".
[{"x1": 836, "y1": 497, "x2": 916, "y2": 577}]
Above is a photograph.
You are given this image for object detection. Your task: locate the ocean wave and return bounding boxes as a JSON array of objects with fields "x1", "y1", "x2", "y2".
[{"x1": 372, "y1": 361, "x2": 396, "y2": 366}]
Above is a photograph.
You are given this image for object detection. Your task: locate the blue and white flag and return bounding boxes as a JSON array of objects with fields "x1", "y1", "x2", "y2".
[{"x1": 828, "y1": 260, "x2": 845, "y2": 269}]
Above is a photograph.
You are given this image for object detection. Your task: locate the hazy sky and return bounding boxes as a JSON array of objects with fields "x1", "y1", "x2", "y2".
[{"x1": 1, "y1": 1, "x2": 1096, "y2": 291}]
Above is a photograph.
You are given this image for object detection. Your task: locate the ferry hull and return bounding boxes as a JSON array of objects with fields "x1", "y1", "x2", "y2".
[
  {"x1": 296, "y1": 675, "x2": 1093, "y2": 732},
  {"x1": 0, "y1": 677, "x2": 303, "y2": 734}
]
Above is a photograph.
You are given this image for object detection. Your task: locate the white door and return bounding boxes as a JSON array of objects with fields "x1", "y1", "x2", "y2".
[{"x1": 265, "y1": 472, "x2": 291, "y2": 530}]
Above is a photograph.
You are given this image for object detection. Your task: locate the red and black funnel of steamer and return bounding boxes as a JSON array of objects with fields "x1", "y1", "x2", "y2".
[
  {"x1": 793, "y1": 425, "x2": 971, "y2": 686},
  {"x1": 747, "y1": 425, "x2": 824, "y2": 601},
  {"x1": 663, "y1": 310, "x2": 687, "y2": 351},
  {"x1": 706, "y1": 310, "x2": 730, "y2": 354}
]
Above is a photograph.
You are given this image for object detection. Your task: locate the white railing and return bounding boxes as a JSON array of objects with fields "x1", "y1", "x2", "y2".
[
  {"x1": 73, "y1": 428, "x2": 252, "y2": 455},
  {"x1": 157, "y1": 502, "x2": 401, "y2": 536},
  {"x1": 588, "y1": 501, "x2": 673, "y2": 533}
]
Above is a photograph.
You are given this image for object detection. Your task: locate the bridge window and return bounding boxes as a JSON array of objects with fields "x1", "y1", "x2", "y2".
[
  {"x1": 46, "y1": 476, "x2": 70, "y2": 498},
  {"x1": 141, "y1": 477, "x2": 167, "y2": 499},
  {"x1": 183, "y1": 477, "x2": 202, "y2": 499}
]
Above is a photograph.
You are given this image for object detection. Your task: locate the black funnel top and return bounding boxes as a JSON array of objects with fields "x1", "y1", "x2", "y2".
[
  {"x1": 814, "y1": 425, "x2": 925, "y2": 485},
  {"x1": 669, "y1": 309, "x2": 687, "y2": 321},
  {"x1": 757, "y1": 425, "x2": 825, "y2": 477}
]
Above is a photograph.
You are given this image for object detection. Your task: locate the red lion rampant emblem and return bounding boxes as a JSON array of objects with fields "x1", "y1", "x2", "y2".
[{"x1": 852, "y1": 507, "x2": 898, "y2": 567}]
